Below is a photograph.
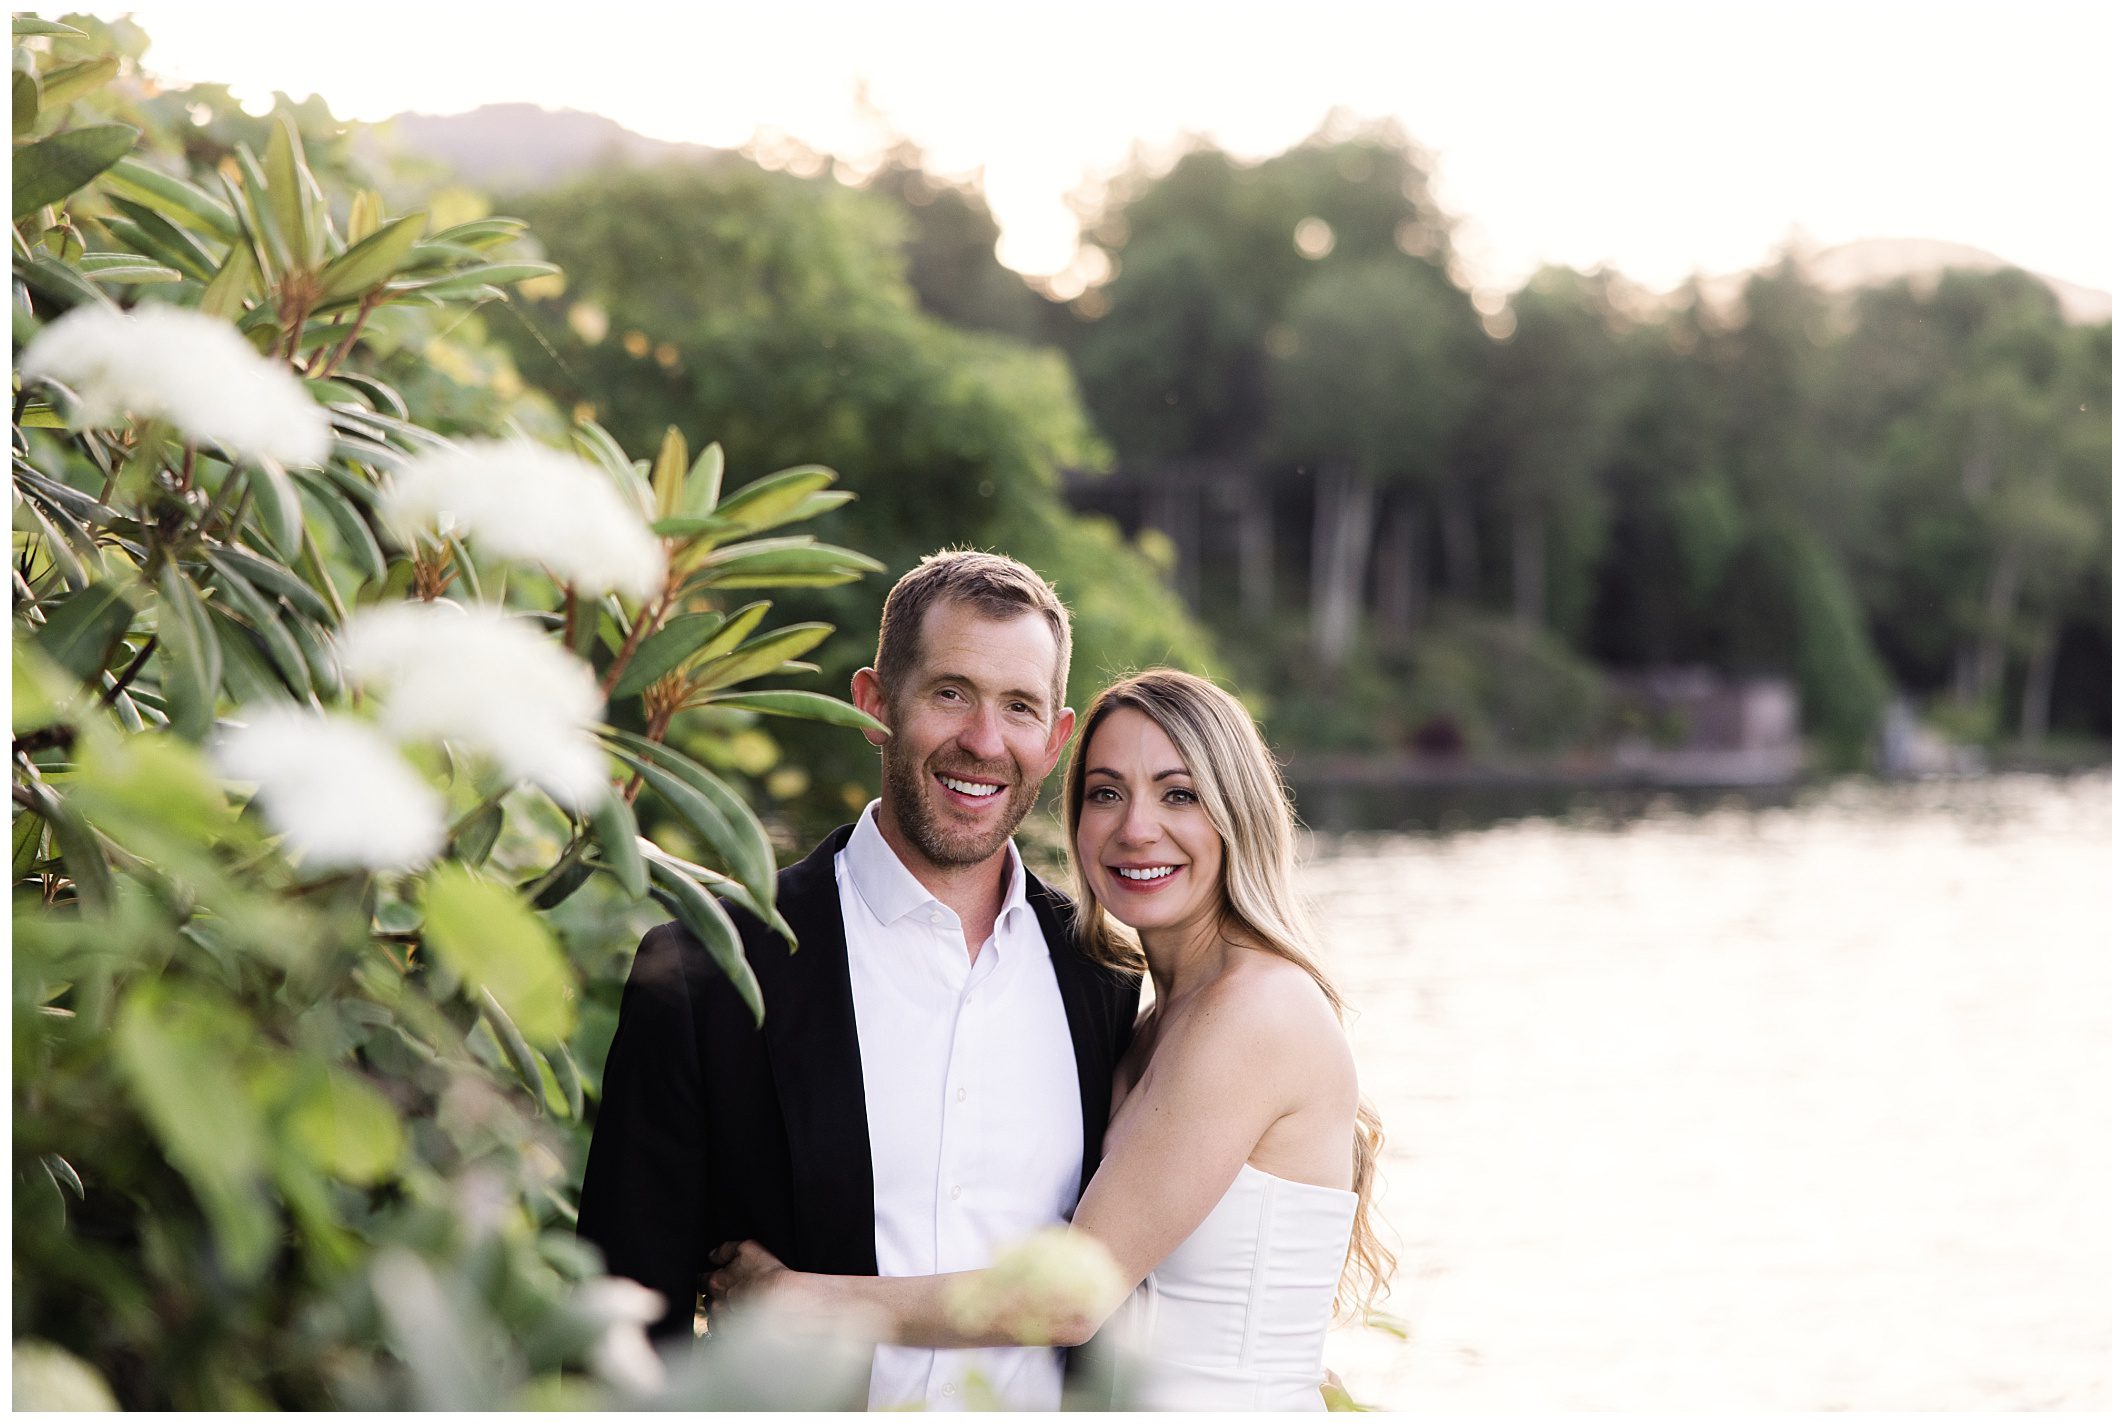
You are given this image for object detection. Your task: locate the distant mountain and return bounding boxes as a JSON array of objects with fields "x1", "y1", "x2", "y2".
[
  {"x1": 1693, "y1": 237, "x2": 2110, "y2": 325},
  {"x1": 379, "y1": 106, "x2": 2113, "y2": 325},
  {"x1": 376, "y1": 103, "x2": 721, "y2": 193}
]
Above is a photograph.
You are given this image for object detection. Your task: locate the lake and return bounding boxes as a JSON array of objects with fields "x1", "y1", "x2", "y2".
[{"x1": 1309, "y1": 772, "x2": 2110, "y2": 1411}]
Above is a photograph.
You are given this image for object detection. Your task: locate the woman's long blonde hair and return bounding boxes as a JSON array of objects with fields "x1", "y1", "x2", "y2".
[{"x1": 1062, "y1": 668, "x2": 1394, "y2": 1320}]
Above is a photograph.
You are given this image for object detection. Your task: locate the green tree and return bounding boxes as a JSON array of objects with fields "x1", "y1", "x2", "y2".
[
  {"x1": 1839, "y1": 270, "x2": 2108, "y2": 742},
  {"x1": 490, "y1": 157, "x2": 1218, "y2": 827},
  {"x1": 1267, "y1": 259, "x2": 1480, "y2": 666},
  {"x1": 1476, "y1": 266, "x2": 1636, "y2": 639}
]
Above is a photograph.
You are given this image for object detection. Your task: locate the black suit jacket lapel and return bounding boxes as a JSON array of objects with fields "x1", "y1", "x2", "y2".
[
  {"x1": 1030, "y1": 874, "x2": 1119, "y2": 1200},
  {"x1": 755, "y1": 826, "x2": 878, "y2": 1276}
]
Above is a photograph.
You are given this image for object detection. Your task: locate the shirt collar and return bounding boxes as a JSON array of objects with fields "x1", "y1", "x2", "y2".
[{"x1": 843, "y1": 799, "x2": 1034, "y2": 934}]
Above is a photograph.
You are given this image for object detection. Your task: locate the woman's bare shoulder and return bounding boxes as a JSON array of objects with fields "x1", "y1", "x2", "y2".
[{"x1": 1169, "y1": 950, "x2": 1351, "y2": 1073}]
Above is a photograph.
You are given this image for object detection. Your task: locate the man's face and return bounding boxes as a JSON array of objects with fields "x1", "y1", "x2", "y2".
[{"x1": 855, "y1": 600, "x2": 1075, "y2": 875}]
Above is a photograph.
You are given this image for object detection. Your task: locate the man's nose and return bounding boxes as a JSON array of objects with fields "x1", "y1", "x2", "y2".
[{"x1": 957, "y1": 702, "x2": 1006, "y2": 761}]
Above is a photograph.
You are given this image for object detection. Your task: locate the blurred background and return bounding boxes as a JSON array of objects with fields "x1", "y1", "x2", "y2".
[{"x1": 42, "y1": 1, "x2": 2114, "y2": 1409}]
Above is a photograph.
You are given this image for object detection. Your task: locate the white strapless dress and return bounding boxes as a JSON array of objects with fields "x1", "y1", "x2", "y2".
[{"x1": 1114, "y1": 1162, "x2": 1358, "y2": 1411}]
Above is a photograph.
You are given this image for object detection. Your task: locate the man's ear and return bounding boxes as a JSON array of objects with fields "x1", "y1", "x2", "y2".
[
  {"x1": 1039, "y1": 706, "x2": 1077, "y2": 779},
  {"x1": 851, "y1": 668, "x2": 892, "y2": 748}
]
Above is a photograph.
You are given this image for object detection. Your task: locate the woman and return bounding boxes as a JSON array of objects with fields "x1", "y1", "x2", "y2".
[{"x1": 710, "y1": 669, "x2": 1391, "y2": 1409}]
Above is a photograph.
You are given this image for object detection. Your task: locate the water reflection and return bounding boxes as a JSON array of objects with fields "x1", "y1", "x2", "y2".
[
  {"x1": 1312, "y1": 773, "x2": 2109, "y2": 1410},
  {"x1": 1291, "y1": 776, "x2": 1807, "y2": 837}
]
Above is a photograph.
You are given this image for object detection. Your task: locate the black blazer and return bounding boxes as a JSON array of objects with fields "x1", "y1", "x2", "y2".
[{"x1": 577, "y1": 824, "x2": 1142, "y2": 1339}]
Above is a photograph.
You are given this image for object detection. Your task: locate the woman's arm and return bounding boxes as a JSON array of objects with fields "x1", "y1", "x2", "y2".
[
  {"x1": 711, "y1": 974, "x2": 1314, "y2": 1348},
  {"x1": 709, "y1": 1245, "x2": 1095, "y2": 1349}
]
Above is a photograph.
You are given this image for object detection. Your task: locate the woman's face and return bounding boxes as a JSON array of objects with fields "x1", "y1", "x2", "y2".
[{"x1": 1075, "y1": 707, "x2": 1224, "y2": 946}]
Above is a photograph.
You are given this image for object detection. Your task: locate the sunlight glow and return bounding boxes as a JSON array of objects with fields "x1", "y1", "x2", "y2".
[{"x1": 105, "y1": 0, "x2": 2115, "y2": 298}]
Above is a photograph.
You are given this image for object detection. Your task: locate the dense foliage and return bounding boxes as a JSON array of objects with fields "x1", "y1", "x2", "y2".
[
  {"x1": 11, "y1": 17, "x2": 882, "y2": 1408},
  {"x1": 1057, "y1": 124, "x2": 2110, "y2": 765}
]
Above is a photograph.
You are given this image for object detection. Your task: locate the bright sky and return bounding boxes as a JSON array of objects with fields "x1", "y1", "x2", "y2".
[{"x1": 106, "y1": 1, "x2": 2115, "y2": 300}]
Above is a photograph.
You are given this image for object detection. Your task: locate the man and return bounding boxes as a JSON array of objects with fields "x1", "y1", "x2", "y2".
[{"x1": 578, "y1": 550, "x2": 1141, "y2": 1410}]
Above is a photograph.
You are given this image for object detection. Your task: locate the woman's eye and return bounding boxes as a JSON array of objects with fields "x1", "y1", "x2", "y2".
[
  {"x1": 1167, "y1": 788, "x2": 1198, "y2": 805},
  {"x1": 1086, "y1": 786, "x2": 1119, "y2": 804}
]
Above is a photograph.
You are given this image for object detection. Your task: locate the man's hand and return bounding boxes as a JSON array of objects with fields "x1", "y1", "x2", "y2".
[
  {"x1": 707, "y1": 1240, "x2": 790, "y2": 1304},
  {"x1": 706, "y1": 1241, "x2": 886, "y2": 1343}
]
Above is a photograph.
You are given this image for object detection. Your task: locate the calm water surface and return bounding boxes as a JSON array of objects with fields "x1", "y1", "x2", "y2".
[{"x1": 1310, "y1": 773, "x2": 2110, "y2": 1411}]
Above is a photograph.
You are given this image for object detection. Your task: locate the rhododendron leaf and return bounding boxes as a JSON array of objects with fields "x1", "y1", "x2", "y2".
[
  {"x1": 32, "y1": 580, "x2": 134, "y2": 682},
  {"x1": 604, "y1": 731, "x2": 774, "y2": 913},
  {"x1": 73, "y1": 728, "x2": 234, "y2": 843},
  {"x1": 198, "y1": 239, "x2": 259, "y2": 320},
  {"x1": 12, "y1": 124, "x2": 137, "y2": 218},
  {"x1": 247, "y1": 457, "x2": 305, "y2": 555},
  {"x1": 13, "y1": 641, "x2": 81, "y2": 734},
  {"x1": 650, "y1": 424, "x2": 687, "y2": 520},
  {"x1": 317, "y1": 213, "x2": 424, "y2": 303},
  {"x1": 685, "y1": 599, "x2": 767, "y2": 664},
  {"x1": 263, "y1": 115, "x2": 317, "y2": 270},
  {"x1": 688, "y1": 539, "x2": 883, "y2": 590},
  {"x1": 447, "y1": 802, "x2": 504, "y2": 868},
  {"x1": 684, "y1": 440, "x2": 726, "y2": 518},
  {"x1": 477, "y1": 988, "x2": 550, "y2": 1112},
  {"x1": 422, "y1": 865, "x2": 576, "y2": 1044},
  {"x1": 691, "y1": 622, "x2": 833, "y2": 692},
  {"x1": 17, "y1": 777, "x2": 112, "y2": 913},
  {"x1": 204, "y1": 556, "x2": 309, "y2": 696},
  {"x1": 639, "y1": 838, "x2": 795, "y2": 949},
  {"x1": 292, "y1": 467, "x2": 385, "y2": 585},
  {"x1": 14, "y1": 66, "x2": 39, "y2": 131},
  {"x1": 423, "y1": 217, "x2": 526, "y2": 251},
  {"x1": 114, "y1": 982, "x2": 274, "y2": 1279},
  {"x1": 102, "y1": 198, "x2": 214, "y2": 276},
  {"x1": 609, "y1": 610, "x2": 726, "y2": 699},
  {"x1": 284, "y1": 1065, "x2": 402, "y2": 1184},
  {"x1": 644, "y1": 855, "x2": 761, "y2": 1026},
  {"x1": 76, "y1": 252, "x2": 181, "y2": 285},
  {"x1": 701, "y1": 689, "x2": 886, "y2": 734},
  {"x1": 101, "y1": 156, "x2": 239, "y2": 241},
  {"x1": 15, "y1": 253, "x2": 113, "y2": 311},
  {"x1": 586, "y1": 789, "x2": 647, "y2": 899},
  {"x1": 154, "y1": 565, "x2": 222, "y2": 742},
  {"x1": 37, "y1": 56, "x2": 118, "y2": 110},
  {"x1": 710, "y1": 465, "x2": 836, "y2": 532},
  {"x1": 549, "y1": 1040, "x2": 586, "y2": 1119}
]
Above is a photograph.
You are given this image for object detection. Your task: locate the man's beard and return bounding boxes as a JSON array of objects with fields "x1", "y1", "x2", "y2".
[{"x1": 880, "y1": 735, "x2": 1042, "y2": 870}]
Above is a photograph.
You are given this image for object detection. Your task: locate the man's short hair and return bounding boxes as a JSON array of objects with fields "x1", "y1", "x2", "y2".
[{"x1": 874, "y1": 549, "x2": 1073, "y2": 718}]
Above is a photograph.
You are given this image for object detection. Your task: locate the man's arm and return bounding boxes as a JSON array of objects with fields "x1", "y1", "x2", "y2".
[{"x1": 578, "y1": 922, "x2": 714, "y2": 1341}]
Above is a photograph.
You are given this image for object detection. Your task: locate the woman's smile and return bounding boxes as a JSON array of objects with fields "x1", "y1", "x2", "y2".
[{"x1": 1076, "y1": 707, "x2": 1223, "y2": 942}]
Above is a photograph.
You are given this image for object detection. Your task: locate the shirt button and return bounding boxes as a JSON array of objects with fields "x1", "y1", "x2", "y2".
[
  {"x1": 941, "y1": 1383, "x2": 957, "y2": 1398},
  {"x1": 956, "y1": 1087, "x2": 967, "y2": 1103},
  {"x1": 950, "y1": 1184, "x2": 962, "y2": 1200}
]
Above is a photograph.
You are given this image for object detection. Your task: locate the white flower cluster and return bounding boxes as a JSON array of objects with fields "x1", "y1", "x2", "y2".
[
  {"x1": 339, "y1": 601, "x2": 609, "y2": 810},
  {"x1": 379, "y1": 439, "x2": 666, "y2": 600},
  {"x1": 17, "y1": 303, "x2": 329, "y2": 467},
  {"x1": 576, "y1": 1276, "x2": 667, "y2": 1397},
  {"x1": 944, "y1": 1227, "x2": 1127, "y2": 1347},
  {"x1": 213, "y1": 707, "x2": 445, "y2": 871}
]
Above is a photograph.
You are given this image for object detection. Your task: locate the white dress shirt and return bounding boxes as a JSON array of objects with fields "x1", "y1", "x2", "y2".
[{"x1": 837, "y1": 802, "x2": 1085, "y2": 1411}]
